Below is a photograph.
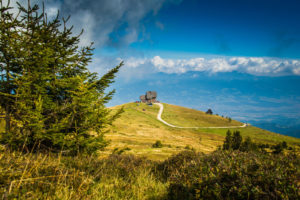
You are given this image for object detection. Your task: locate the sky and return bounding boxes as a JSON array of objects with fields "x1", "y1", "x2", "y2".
[{"x1": 6, "y1": 0, "x2": 300, "y2": 137}]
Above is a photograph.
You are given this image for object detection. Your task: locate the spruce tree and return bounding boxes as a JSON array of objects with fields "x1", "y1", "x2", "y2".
[
  {"x1": 232, "y1": 131, "x2": 242, "y2": 150},
  {"x1": 0, "y1": 0, "x2": 23, "y2": 133},
  {"x1": 0, "y1": 0, "x2": 123, "y2": 154},
  {"x1": 222, "y1": 130, "x2": 232, "y2": 150}
]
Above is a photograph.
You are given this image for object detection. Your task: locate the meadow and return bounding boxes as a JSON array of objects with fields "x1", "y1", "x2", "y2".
[
  {"x1": 161, "y1": 103, "x2": 243, "y2": 127},
  {"x1": 107, "y1": 103, "x2": 300, "y2": 160}
]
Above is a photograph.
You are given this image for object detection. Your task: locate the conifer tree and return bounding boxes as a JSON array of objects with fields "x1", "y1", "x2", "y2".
[
  {"x1": 0, "y1": 0, "x2": 123, "y2": 154},
  {"x1": 232, "y1": 131, "x2": 242, "y2": 150},
  {"x1": 240, "y1": 136, "x2": 257, "y2": 152},
  {"x1": 223, "y1": 130, "x2": 232, "y2": 150},
  {"x1": 0, "y1": 0, "x2": 23, "y2": 133}
]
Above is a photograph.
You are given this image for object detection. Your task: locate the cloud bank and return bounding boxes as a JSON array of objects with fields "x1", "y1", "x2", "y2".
[
  {"x1": 122, "y1": 56, "x2": 300, "y2": 76},
  {"x1": 5, "y1": 1, "x2": 300, "y2": 77},
  {"x1": 4, "y1": 0, "x2": 179, "y2": 47}
]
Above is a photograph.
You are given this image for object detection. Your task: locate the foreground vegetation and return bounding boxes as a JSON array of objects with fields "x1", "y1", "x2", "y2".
[
  {"x1": 0, "y1": 145, "x2": 299, "y2": 199},
  {"x1": 163, "y1": 150, "x2": 300, "y2": 199}
]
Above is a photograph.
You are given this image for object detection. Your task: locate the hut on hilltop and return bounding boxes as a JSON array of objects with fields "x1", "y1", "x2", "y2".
[{"x1": 139, "y1": 91, "x2": 158, "y2": 103}]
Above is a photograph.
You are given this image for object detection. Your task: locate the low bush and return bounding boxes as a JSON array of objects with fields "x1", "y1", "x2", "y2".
[
  {"x1": 152, "y1": 140, "x2": 163, "y2": 148},
  {"x1": 184, "y1": 145, "x2": 193, "y2": 150},
  {"x1": 165, "y1": 150, "x2": 300, "y2": 200},
  {"x1": 156, "y1": 150, "x2": 202, "y2": 181}
]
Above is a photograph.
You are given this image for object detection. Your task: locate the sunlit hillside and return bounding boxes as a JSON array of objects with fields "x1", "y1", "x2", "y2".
[{"x1": 107, "y1": 102, "x2": 300, "y2": 160}]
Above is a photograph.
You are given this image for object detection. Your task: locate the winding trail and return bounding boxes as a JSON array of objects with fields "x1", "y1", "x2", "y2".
[{"x1": 154, "y1": 103, "x2": 247, "y2": 129}]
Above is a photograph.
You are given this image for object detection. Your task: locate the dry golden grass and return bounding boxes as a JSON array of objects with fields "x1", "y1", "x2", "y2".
[
  {"x1": 0, "y1": 149, "x2": 168, "y2": 199},
  {"x1": 107, "y1": 102, "x2": 300, "y2": 160}
]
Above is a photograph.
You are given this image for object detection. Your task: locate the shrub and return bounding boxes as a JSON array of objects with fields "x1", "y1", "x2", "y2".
[
  {"x1": 282, "y1": 141, "x2": 288, "y2": 149},
  {"x1": 223, "y1": 131, "x2": 257, "y2": 152},
  {"x1": 156, "y1": 150, "x2": 201, "y2": 181},
  {"x1": 240, "y1": 136, "x2": 258, "y2": 152},
  {"x1": 206, "y1": 109, "x2": 213, "y2": 115},
  {"x1": 166, "y1": 150, "x2": 300, "y2": 200},
  {"x1": 223, "y1": 130, "x2": 232, "y2": 150},
  {"x1": 184, "y1": 145, "x2": 192, "y2": 150},
  {"x1": 152, "y1": 140, "x2": 163, "y2": 148},
  {"x1": 270, "y1": 141, "x2": 290, "y2": 154},
  {"x1": 232, "y1": 131, "x2": 242, "y2": 150},
  {"x1": 272, "y1": 143, "x2": 284, "y2": 154}
]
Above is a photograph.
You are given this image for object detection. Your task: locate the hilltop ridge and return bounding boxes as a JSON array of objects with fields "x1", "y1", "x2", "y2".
[{"x1": 155, "y1": 103, "x2": 246, "y2": 128}]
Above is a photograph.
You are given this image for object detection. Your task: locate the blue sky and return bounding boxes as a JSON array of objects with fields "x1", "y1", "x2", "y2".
[
  {"x1": 9, "y1": 0, "x2": 300, "y2": 137},
  {"x1": 131, "y1": 0, "x2": 300, "y2": 58}
]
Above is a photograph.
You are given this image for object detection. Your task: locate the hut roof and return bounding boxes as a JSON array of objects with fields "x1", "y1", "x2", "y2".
[
  {"x1": 146, "y1": 91, "x2": 157, "y2": 100},
  {"x1": 151, "y1": 91, "x2": 157, "y2": 98}
]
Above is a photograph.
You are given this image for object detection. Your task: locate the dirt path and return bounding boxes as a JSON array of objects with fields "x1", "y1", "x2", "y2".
[{"x1": 154, "y1": 103, "x2": 247, "y2": 129}]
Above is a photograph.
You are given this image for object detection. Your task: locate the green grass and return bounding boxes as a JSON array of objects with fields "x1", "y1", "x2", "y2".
[
  {"x1": 107, "y1": 102, "x2": 300, "y2": 160},
  {"x1": 161, "y1": 103, "x2": 242, "y2": 127}
]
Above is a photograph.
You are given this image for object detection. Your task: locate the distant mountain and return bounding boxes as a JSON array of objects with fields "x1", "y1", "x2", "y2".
[{"x1": 251, "y1": 120, "x2": 300, "y2": 138}]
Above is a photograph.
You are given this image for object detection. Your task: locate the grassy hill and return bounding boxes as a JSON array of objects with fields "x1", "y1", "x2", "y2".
[
  {"x1": 107, "y1": 102, "x2": 300, "y2": 160},
  {"x1": 0, "y1": 102, "x2": 299, "y2": 160}
]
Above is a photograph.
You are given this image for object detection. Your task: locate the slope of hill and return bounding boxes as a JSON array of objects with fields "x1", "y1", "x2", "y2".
[
  {"x1": 161, "y1": 103, "x2": 243, "y2": 127},
  {"x1": 0, "y1": 102, "x2": 299, "y2": 160},
  {"x1": 107, "y1": 102, "x2": 300, "y2": 160}
]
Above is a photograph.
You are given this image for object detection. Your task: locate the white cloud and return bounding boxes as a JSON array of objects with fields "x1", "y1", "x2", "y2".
[
  {"x1": 69, "y1": 10, "x2": 96, "y2": 47},
  {"x1": 3, "y1": 0, "x2": 180, "y2": 47},
  {"x1": 59, "y1": 0, "x2": 181, "y2": 47},
  {"x1": 45, "y1": 5, "x2": 61, "y2": 19},
  {"x1": 121, "y1": 56, "x2": 300, "y2": 76},
  {"x1": 125, "y1": 57, "x2": 147, "y2": 68},
  {"x1": 3, "y1": 0, "x2": 61, "y2": 18}
]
